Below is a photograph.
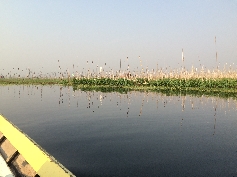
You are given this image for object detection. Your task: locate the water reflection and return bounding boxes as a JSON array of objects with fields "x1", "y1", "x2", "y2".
[
  {"x1": 1, "y1": 85, "x2": 237, "y2": 131},
  {"x1": 0, "y1": 85, "x2": 237, "y2": 176}
]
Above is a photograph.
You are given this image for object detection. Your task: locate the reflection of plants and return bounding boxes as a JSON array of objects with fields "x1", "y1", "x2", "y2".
[
  {"x1": 156, "y1": 88, "x2": 237, "y2": 100},
  {"x1": 74, "y1": 85, "x2": 130, "y2": 94},
  {"x1": 71, "y1": 77, "x2": 237, "y2": 99},
  {"x1": 73, "y1": 84, "x2": 237, "y2": 99}
]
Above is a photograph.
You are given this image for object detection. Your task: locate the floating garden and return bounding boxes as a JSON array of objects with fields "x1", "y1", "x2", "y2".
[{"x1": 1, "y1": 62, "x2": 237, "y2": 99}]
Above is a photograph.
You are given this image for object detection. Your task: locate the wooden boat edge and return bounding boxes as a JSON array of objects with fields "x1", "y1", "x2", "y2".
[{"x1": 0, "y1": 114, "x2": 76, "y2": 177}]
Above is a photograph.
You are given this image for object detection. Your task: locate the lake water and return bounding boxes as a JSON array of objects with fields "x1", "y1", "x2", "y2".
[{"x1": 1, "y1": 85, "x2": 237, "y2": 177}]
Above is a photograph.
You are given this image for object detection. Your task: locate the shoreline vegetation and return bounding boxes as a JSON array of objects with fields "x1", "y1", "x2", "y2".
[
  {"x1": 0, "y1": 77, "x2": 237, "y2": 99},
  {"x1": 0, "y1": 77, "x2": 237, "y2": 90},
  {"x1": 1, "y1": 56, "x2": 237, "y2": 98}
]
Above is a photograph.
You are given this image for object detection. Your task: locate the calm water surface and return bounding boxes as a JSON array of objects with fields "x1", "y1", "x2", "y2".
[{"x1": 1, "y1": 85, "x2": 237, "y2": 177}]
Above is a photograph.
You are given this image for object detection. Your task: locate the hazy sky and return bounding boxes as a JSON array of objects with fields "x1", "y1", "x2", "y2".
[{"x1": 1, "y1": 1, "x2": 237, "y2": 76}]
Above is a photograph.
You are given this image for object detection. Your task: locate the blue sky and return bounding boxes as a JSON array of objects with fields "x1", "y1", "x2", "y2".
[{"x1": 1, "y1": 1, "x2": 237, "y2": 76}]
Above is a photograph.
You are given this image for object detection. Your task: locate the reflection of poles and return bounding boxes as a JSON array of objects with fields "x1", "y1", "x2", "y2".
[
  {"x1": 139, "y1": 93, "x2": 146, "y2": 116},
  {"x1": 100, "y1": 94, "x2": 103, "y2": 105},
  {"x1": 181, "y1": 96, "x2": 186, "y2": 111},
  {"x1": 213, "y1": 100, "x2": 217, "y2": 135}
]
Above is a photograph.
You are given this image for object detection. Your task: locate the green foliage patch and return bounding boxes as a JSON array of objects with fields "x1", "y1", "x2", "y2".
[{"x1": 72, "y1": 77, "x2": 237, "y2": 90}]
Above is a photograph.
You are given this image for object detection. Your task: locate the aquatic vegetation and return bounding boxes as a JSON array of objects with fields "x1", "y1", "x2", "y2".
[
  {"x1": 1, "y1": 56, "x2": 237, "y2": 99},
  {"x1": 71, "y1": 77, "x2": 237, "y2": 91},
  {"x1": 0, "y1": 78, "x2": 64, "y2": 85},
  {"x1": 69, "y1": 59, "x2": 237, "y2": 94}
]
